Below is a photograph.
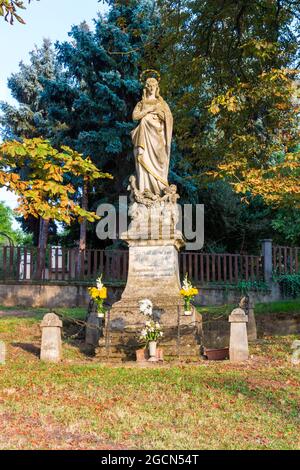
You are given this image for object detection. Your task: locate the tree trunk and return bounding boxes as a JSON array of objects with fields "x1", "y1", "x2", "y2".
[
  {"x1": 39, "y1": 217, "x2": 50, "y2": 250},
  {"x1": 76, "y1": 180, "x2": 89, "y2": 278},
  {"x1": 37, "y1": 217, "x2": 50, "y2": 280},
  {"x1": 79, "y1": 180, "x2": 88, "y2": 251}
]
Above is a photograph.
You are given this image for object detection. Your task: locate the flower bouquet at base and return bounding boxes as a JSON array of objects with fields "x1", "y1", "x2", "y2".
[
  {"x1": 180, "y1": 274, "x2": 199, "y2": 315},
  {"x1": 139, "y1": 320, "x2": 163, "y2": 361},
  {"x1": 88, "y1": 275, "x2": 107, "y2": 318}
]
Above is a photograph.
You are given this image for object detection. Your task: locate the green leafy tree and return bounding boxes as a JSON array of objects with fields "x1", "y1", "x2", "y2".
[
  {"x1": 208, "y1": 52, "x2": 300, "y2": 209},
  {"x1": 271, "y1": 209, "x2": 300, "y2": 246},
  {"x1": 154, "y1": 0, "x2": 300, "y2": 248},
  {"x1": 0, "y1": 201, "x2": 18, "y2": 244},
  {"x1": 156, "y1": 0, "x2": 300, "y2": 164},
  {"x1": 0, "y1": 202, "x2": 32, "y2": 245},
  {"x1": 199, "y1": 181, "x2": 274, "y2": 254}
]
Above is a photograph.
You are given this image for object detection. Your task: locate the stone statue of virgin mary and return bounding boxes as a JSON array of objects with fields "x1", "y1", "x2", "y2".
[{"x1": 131, "y1": 74, "x2": 173, "y2": 196}]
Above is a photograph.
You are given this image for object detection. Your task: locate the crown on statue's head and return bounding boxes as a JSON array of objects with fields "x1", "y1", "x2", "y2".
[{"x1": 140, "y1": 69, "x2": 161, "y2": 84}]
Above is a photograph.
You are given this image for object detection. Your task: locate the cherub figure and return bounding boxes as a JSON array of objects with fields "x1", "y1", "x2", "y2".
[{"x1": 161, "y1": 184, "x2": 180, "y2": 228}]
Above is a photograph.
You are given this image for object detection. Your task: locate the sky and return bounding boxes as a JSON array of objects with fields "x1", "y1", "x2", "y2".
[{"x1": 0, "y1": 0, "x2": 108, "y2": 226}]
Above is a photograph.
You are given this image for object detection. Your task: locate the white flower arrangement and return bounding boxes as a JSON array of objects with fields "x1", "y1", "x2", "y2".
[
  {"x1": 138, "y1": 299, "x2": 163, "y2": 346},
  {"x1": 182, "y1": 273, "x2": 192, "y2": 292},
  {"x1": 139, "y1": 298, "x2": 153, "y2": 317},
  {"x1": 139, "y1": 320, "x2": 163, "y2": 344},
  {"x1": 96, "y1": 274, "x2": 104, "y2": 290}
]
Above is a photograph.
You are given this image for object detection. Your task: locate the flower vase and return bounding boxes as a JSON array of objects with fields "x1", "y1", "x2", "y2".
[
  {"x1": 148, "y1": 341, "x2": 157, "y2": 361},
  {"x1": 96, "y1": 299, "x2": 105, "y2": 318},
  {"x1": 184, "y1": 299, "x2": 192, "y2": 316}
]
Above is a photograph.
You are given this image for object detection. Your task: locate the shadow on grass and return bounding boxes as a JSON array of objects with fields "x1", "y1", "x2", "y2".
[
  {"x1": 63, "y1": 335, "x2": 97, "y2": 358},
  {"x1": 189, "y1": 370, "x2": 300, "y2": 425},
  {"x1": 12, "y1": 342, "x2": 40, "y2": 357}
]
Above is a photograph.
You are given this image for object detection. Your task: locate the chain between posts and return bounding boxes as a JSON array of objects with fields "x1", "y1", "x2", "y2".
[
  {"x1": 52, "y1": 312, "x2": 227, "y2": 331},
  {"x1": 51, "y1": 306, "x2": 233, "y2": 341}
]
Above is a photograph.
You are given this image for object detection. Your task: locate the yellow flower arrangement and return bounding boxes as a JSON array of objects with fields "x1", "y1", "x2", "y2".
[
  {"x1": 180, "y1": 274, "x2": 199, "y2": 312},
  {"x1": 180, "y1": 287, "x2": 199, "y2": 298},
  {"x1": 88, "y1": 286, "x2": 107, "y2": 300},
  {"x1": 88, "y1": 275, "x2": 107, "y2": 316}
]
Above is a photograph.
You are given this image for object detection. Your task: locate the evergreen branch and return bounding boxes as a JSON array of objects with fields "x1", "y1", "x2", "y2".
[{"x1": 108, "y1": 35, "x2": 160, "y2": 56}]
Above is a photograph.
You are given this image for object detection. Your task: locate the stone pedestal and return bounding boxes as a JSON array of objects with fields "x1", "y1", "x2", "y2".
[
  {"x1": 40, "y1": 313, "x2": 62, "y2": 363},
  {"x1": 229, "y1": 308, "x2": 249, "y2": 362},
  {"x1": 97, "y1": 235, "x2": 202, "y2": 362},
  {"x1": 121, "y1": 237, "x2": 184, "y2": 301}
]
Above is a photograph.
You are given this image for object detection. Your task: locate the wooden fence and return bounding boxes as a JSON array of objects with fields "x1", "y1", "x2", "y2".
[
  {"x1": 0, "y1": 246, "x2": 264, "y2": 284},
  {"x1": 180, "y1": 252, "x2": 262, "y2": 283},
  {"x1": 272, "y1": 245, "x2": 300, "y2": 275},
  {"x1": 0, "y1": 247, "x2": 129, "y2": 283}
]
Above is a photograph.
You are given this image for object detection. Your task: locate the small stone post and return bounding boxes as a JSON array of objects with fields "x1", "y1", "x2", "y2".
[
  {"x1": 85, "y1": 312, "x2": 100, "y2": 347},
  {"x1": 247, "y1": 298, "x2": 258, "y2": 341},
  {"x1": 229, "y1": 307, "x2": 249, "y2": 362},
  {"x1": 261, "y1": 239, "x2": 273, "y2": 285},
  {"x1": 40, "y1": 313, "x2": 63, "y2": 363},
  {"x1": 291, "y1": 340, "x2": 300, "y2": 365},
  {"x1": 0, "y1": 341, "x2": 6, "y2": 365}
]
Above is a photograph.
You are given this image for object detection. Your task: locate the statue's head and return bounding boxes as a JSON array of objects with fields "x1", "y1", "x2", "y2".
[{"x1": 144, "y1": 77, "x2": 160, "y2": 99}]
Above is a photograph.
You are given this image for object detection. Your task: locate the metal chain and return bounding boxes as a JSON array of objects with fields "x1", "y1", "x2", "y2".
[{"x1": 51, "y1": 308, "x2": 232, "y2": 341}]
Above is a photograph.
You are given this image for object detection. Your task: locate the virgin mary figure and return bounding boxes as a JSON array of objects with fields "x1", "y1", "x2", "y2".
[{"x1": 131, "y1": 76, "x2": 173, "y2": 196}]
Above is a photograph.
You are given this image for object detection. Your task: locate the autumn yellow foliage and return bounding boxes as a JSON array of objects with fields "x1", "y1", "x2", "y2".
[
  {"x1": 208, "y1": 48, "x2": 300, "y2": 208},
  {"x1": 0, "y1": 138, "x2": 112, "y2": 224}
]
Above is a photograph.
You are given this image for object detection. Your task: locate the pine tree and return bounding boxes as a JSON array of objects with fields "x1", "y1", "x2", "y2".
[
  {"x1": 42, "y1": 0, "x2": 159, "y2": 232},
  {"x1": 0, "y1": 38, "x2": 59, "y2": 140},
  {"x1": 0, "y1": 39, "x2": 61, "y2": 245},
  {"x1": 0, "y1": 39, "x2": 61, "y2": 246}
]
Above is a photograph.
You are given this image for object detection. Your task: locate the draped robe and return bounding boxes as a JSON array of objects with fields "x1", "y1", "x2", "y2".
[{"x1": 131, "y1": 97, "x2": 173, "y2": 196}]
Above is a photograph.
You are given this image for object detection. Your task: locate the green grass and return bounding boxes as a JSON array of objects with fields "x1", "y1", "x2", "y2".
[
  {"x1": 255, "y1": 299, "x2": 300, "y2": 315},
  {"x1": 2, "y1": 298, "x2": 299, "y2": 322},
  {"x1": 198, "y1": 298, "x2": 300, "y2": 318},
  {"x1": 0, "y1": 307, "x2": 299, "y2": 450},
  {"x1": 0, "y1": 305, "x2": 86, "y2": 320}
]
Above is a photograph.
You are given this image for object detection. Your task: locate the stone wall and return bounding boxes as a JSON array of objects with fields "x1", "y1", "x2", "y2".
[
  {"x1": 0, "y1": 283, "x2": 90, "y2": 308},
  {"x1": 0, "y1": 281, "x2": 281, "y2": 309},
  {"x1": 0, "y1": 282, "x2": 298, "y2": 352},
  {"x1": 202, "y1": 312, "x2": 300, "y2": 349},
  {"x1": 195, "y1": 283, "x2": 281, "y2": 306}
]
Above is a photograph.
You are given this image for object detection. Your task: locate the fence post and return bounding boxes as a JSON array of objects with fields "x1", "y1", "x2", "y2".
[{"x1": 261, "y1": 239, "x2": 273, "y2": 285}]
